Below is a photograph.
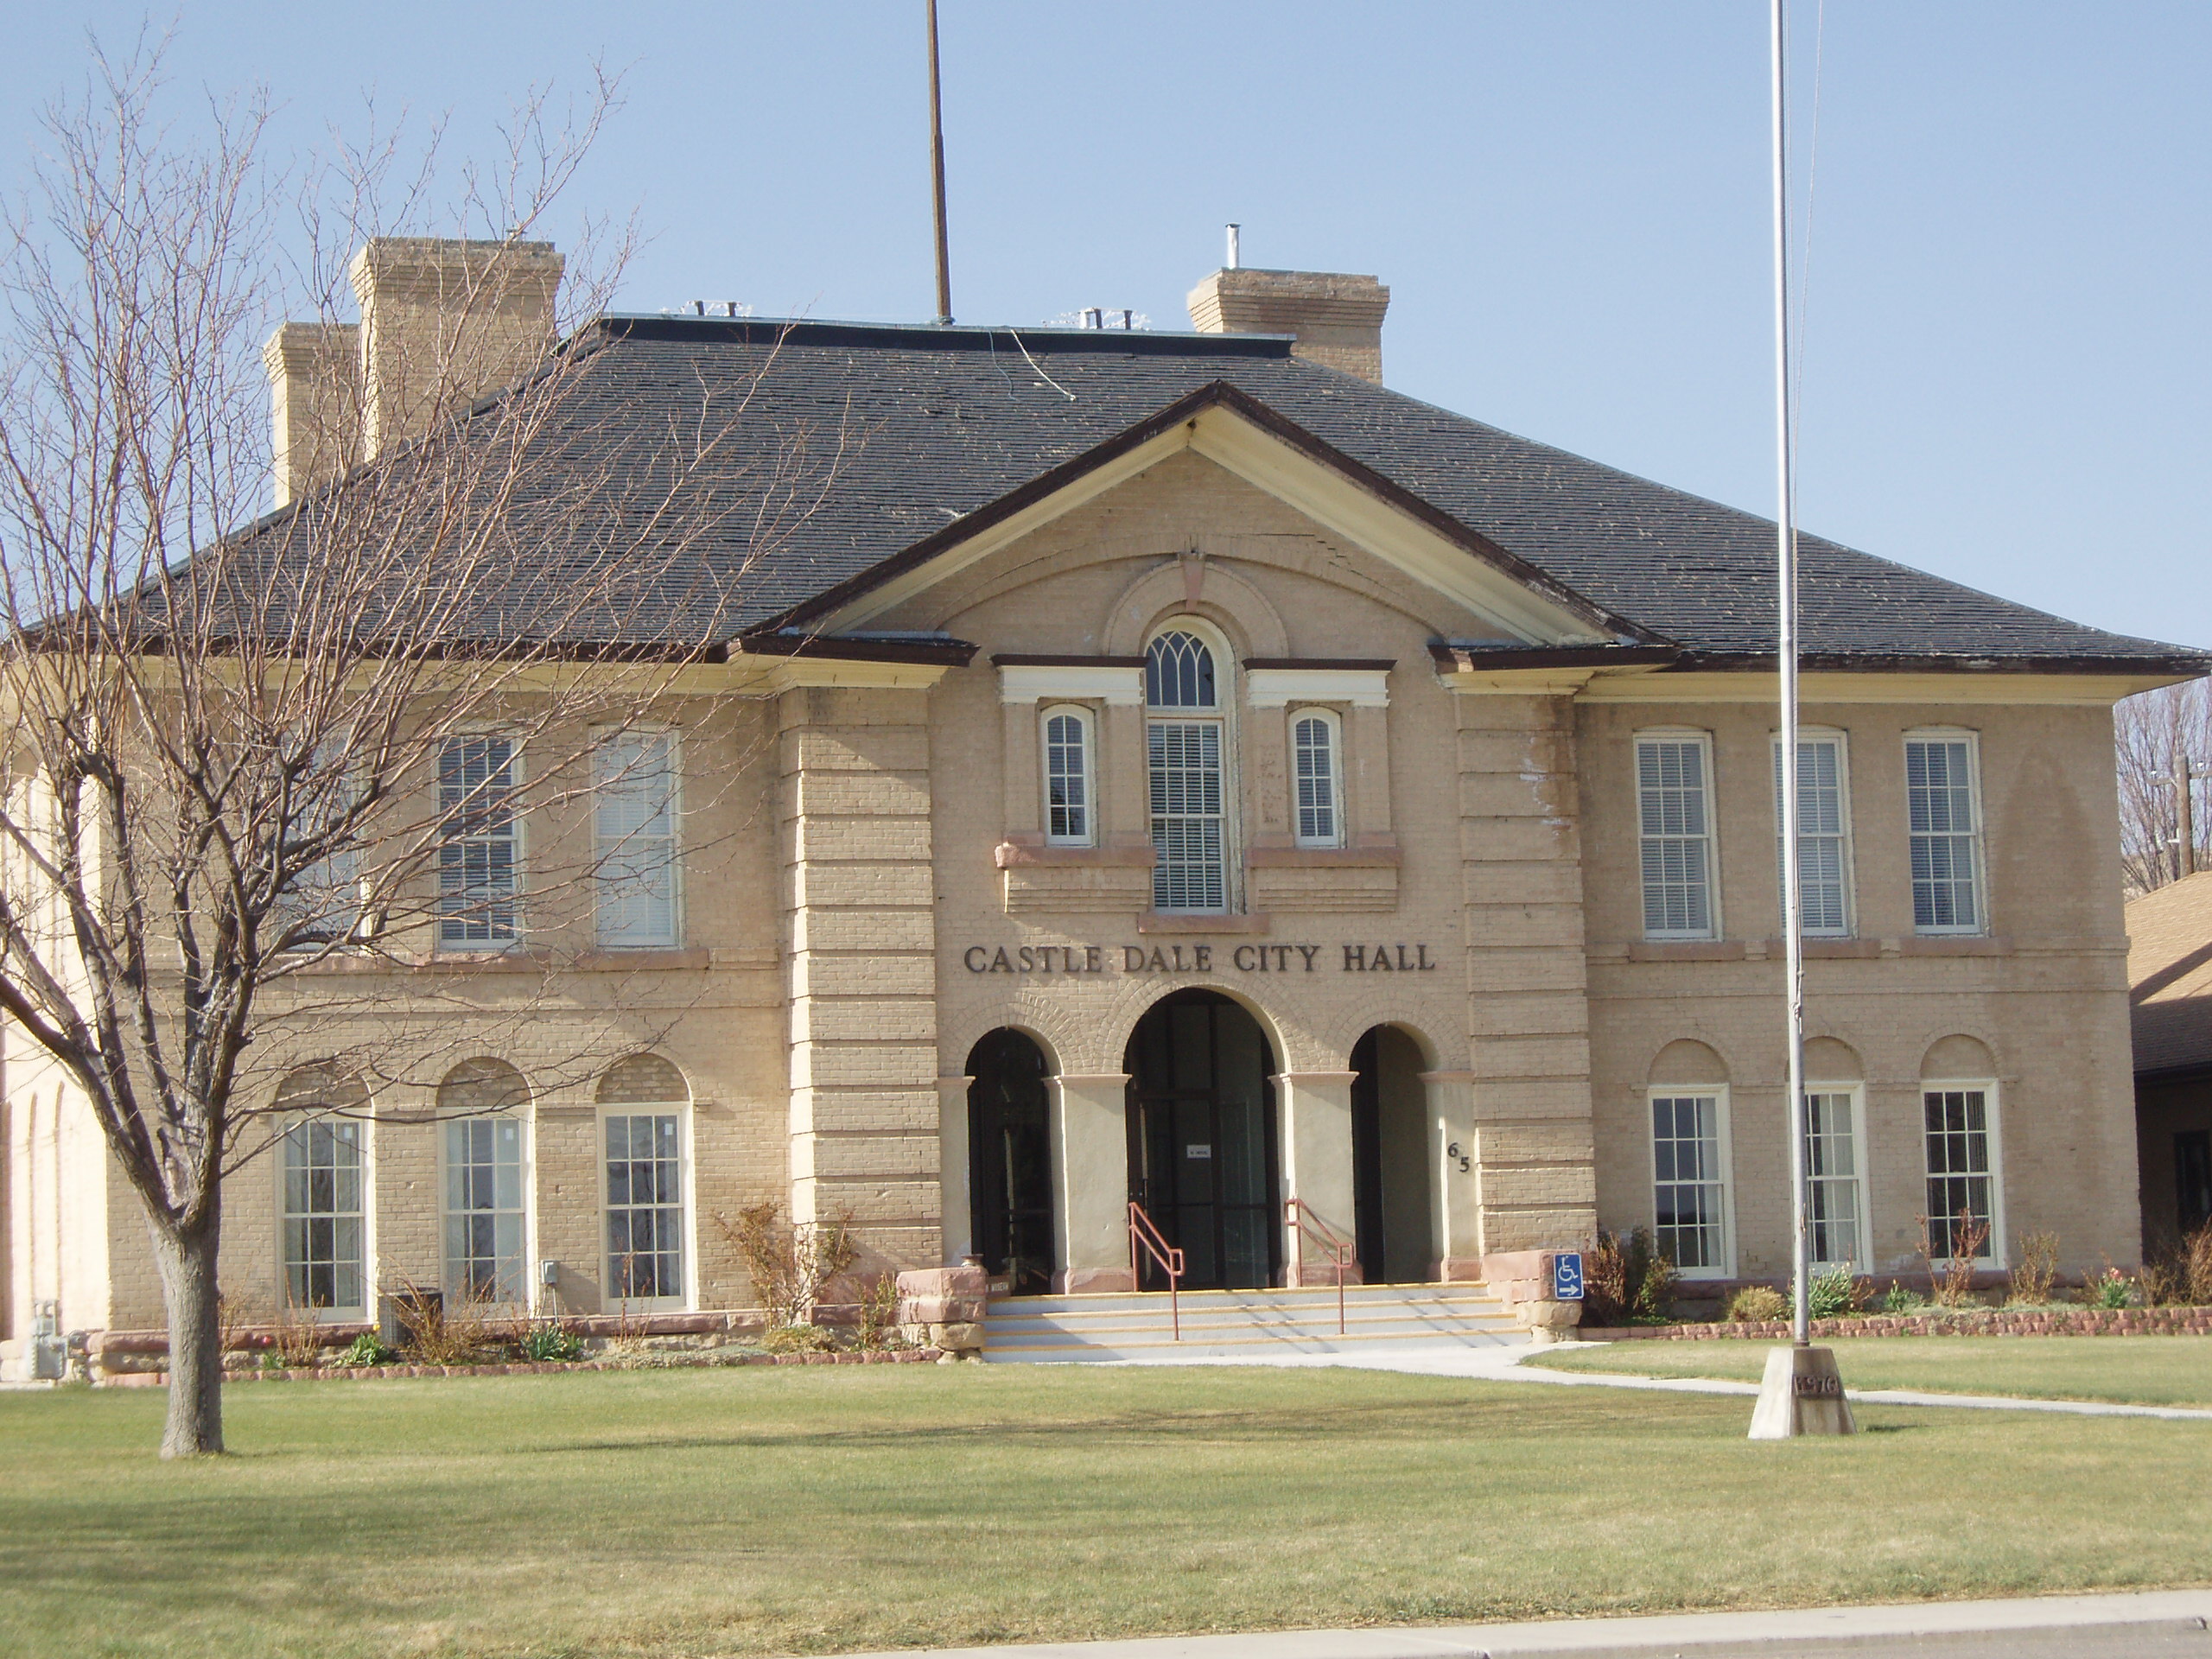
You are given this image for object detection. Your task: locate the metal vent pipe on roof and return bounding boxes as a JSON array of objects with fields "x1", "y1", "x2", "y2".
[
  {"x1": 1225, "y1": 224, "x2": 1241, "y2": 269},
  {"x1": 1081, "y1": 307, "x2": 1102, "y2": 329}
]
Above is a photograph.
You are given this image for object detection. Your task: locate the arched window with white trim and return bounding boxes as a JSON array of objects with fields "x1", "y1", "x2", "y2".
[
  {"x1": 1146, "y1": 625, "x2": 1231, "y2": 912},
  {"x1": 1291, "y1": 709, "x2": 1344, "y2": 849},
  {"x1": 276, "y1": 1068, "x2": 372, "y2": 1315},
  {"x1": 1041, "y1": 706, "x2": 1095, "y2": 847},
  {"x1": 439, "y1": 1058, "x2": 531, "y2": 1305},
  {"x1": 598, "y1": 1054, "x2": 692, "y2": 1308}
]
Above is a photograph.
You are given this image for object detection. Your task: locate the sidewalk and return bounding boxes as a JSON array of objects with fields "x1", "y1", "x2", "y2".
[
  {"x1": 1100, "y1": 1338, "x2": 2212, "y2": 1421},
  {"x1": 838, "y1": 1589, "x2": 2212, "y2": 1657}
]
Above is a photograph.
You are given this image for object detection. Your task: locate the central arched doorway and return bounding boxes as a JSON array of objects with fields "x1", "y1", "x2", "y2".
[
  {"x1": 1125, "y1": 990, "x2": 1280, "y2": 1290},
  {"x1": 967, "y1": 1030, "x2": 1054, "y2": 1295},
  {"x1": 1351, "y1": 1025, "x2": 1436, "y2": 1284}
]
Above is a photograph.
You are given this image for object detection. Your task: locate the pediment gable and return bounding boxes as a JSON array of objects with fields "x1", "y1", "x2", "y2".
[{"x1": 757, "y1": 383, "x2": 1659, "y2": 650}]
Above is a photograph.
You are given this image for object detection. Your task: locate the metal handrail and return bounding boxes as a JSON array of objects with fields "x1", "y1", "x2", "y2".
[
  {"x1": 1128, "y1": 1200, "x2": 1185, "y2": 1340},
  {"x1": 1285, "y1": 1198, "x2": 1357, "y2": 1336}
]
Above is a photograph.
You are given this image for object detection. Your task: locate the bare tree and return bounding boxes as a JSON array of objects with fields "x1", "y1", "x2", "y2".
[
  {"x1": 2116, "y1": 681, "x2": 2212, "y2": 896},
  {"x1": 0, "y1": 48, "x2": 818, "y2": 1455}
]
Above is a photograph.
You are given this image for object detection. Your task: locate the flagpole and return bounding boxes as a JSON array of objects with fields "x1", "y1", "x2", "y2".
[
  {"x1": 926, "y1": 0, "x2": 954, "y2": 325},
  {"x1": 1771, "y1": 0, "x2": 1810, "y2": 1349}
]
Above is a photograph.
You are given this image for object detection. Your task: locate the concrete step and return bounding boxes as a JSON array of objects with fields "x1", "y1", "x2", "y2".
[{"x1": 980, "y1": 1281, "x2": 1522, "y2": 1363}]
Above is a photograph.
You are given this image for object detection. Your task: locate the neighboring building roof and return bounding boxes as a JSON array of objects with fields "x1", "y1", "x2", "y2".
[
  {"x1": 235, "y1": 314, "x2": 2210, "y2": 670},
  {"x1": 2129, "y1": 871, "x2": 2212, "y2": 1080}
]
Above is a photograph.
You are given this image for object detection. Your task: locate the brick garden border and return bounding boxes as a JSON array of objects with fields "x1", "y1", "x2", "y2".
[
  {"x1": 1583, "y1": 1305, "x2": 2212, "y2": 1342},
  {"x1": 96, "y1": 1347, "x2": 945, "y2": 1388}
]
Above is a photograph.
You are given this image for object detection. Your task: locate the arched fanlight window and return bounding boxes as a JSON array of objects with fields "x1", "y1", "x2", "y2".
[{"x1": 1146, "y1": 631, "x2": 1217, "y2": 710}]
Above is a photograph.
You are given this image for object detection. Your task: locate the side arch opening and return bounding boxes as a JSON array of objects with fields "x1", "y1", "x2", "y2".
[
  {"x1": 1350, "y1": 1025, "x2": 1437, "y2": 1284},
  {"x1": 965, "y1": 1029, "x2": 1054, "y2": 1295}
]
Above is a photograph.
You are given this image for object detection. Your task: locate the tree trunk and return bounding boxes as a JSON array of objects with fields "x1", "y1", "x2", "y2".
[{"x1": 149, "y1": 1195, "x2": 225, "y2": 1458}]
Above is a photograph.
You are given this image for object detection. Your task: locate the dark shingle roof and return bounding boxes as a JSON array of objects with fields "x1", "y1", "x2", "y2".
[{"x1": 246, "y1": 314, "x2": 2210, "y2": 668}]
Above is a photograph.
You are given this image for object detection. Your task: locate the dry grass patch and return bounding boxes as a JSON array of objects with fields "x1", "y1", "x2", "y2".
[{"x1": 3, "y1": 1364, "x2": 2210, "y2": 1657}]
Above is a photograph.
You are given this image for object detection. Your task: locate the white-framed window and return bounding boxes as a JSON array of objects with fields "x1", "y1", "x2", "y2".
[
  {"x1": 594, "y1": 729, "x2": 681, "y2": 948},
  {"x1": 1773, "y1": 731, "x2": 1853, "y2": 938},
  {"x1": 1636, "y1": 732, "x2": 1718, "y2": 940},
  {"x1": 1650, "y1": 1089, "x2": 1732, "y2": 1278},
  {"x1": 603, "y1": 1109, "x2": 687, "y2": 1306},
  {"x1": 1291, "y1": 709, "x2": 1344, "y2": 849},
  {"x1": 275, "y1": 737, "x2": 362, "y2": 949},
  {"x1": 1923, "y1": 1083, "x2": 2002, "y2": 1263},
  {"x1": 1802, "y1": 1086, "x2": 1868, "y2": 1270},
  {"x1": 1905, "y1": 731, "x2": 1985, "y2": 935},
  {"x1": 283, "y1": 1116, "x2": 366, "y2": 1313},
  {"x1": 1147, "y1": 625, "x2": 1232, "y2": 912},
  {"x1": 444, "y1": 1115, "x2": 528, "y2": 1304},
  {"x1": 438, "y1": 734, "x2": 520, "y2": 947},
  {"x1": 1041, "y1": 705, "x2": 1096, "y2": 848}
]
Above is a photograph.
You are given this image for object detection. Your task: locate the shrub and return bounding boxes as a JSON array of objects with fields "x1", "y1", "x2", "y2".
[
  {"x1": 1585, "y1": 1227, "x2": 1677, "y2": 1324},
  {"x1": 762, "y1": 1322, "x2": 839, "y2": 1354},
  {"x1": 518, "y1": 1323, "x2": 583, "y2": 1363},
  {"x1": 2088, "y1": 1266, "x2": 2133, "y2": 1310},
  {"x1": 713, "y1": 1201, "x2": 859, "y2": 1331},
  {"x1": 2008, "y1": 1231, "x2": 2062, "y2": 1306},
  {"x1": 391, "y1": 1278, "x2": 500, "y2": 1365},
  {"x1": 855, "y1": 1273, "x2": 904, "y2": 1352},
  {"x1": 267, "y1": 1300, "x2": 328, "y2": 1369},
  {"x1": 1918, "y1": 1214, "x2": 1990, "y2": 1308},
  {"x1": 1879, "y1": 1281, "x2": 1924, "y2": 1314},
  {"x1": 1808, "y1": 1265, "x2": 1866, "y2": 1319},
  {"x1": 338, "y1": 1332, "x2": 397, "y2": 1368},
  {"x1": 1727, "y1": 1285, "x2": 1787, "y2": 1322},
  {"x1": 2141, "y1": 1224, "x2": 2212, "y2": 1307}
]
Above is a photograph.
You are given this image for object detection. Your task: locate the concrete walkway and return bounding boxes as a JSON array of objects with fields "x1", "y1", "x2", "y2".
[
  {"x1": 838, "y1": 1588, "x2": 2212, "y2": 1657},
  {"x1": 1100, "y1": 1338, "x2": 2212, "y2": 1421}
]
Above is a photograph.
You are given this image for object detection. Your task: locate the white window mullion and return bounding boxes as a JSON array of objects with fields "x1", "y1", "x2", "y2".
[
  {"x1": 1292, "y1": 710, "x2": 1344, "y2": 849},
  {"x1": 1042, "y1": 707, "x2": 1095, "y2": 847},
  {"x1": 439, "y1": 735, "x2": 520, "y2": 948},
  {"x1": 1923, "y1": 1084, "x2": 2000, "y2": 1262},
  {"x1": 1650, "y1": 1090, "x2": 1732, "y2": 1277},
  {"x1": 283, "y1": 1118, "x2": 365, "y2": 1313},
  {"x1": 1802, "y1": 1087, "x2": 1867, "y2": 1270}
]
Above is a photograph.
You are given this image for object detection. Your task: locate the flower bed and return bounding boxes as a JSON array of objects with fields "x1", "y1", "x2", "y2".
[
  {"x1": 1582, "y1": 1305, "x2": 2212, "y2": 1342},
  {"x1": 95, "y1": 1347, "x2": 946, "y2": 1387}
]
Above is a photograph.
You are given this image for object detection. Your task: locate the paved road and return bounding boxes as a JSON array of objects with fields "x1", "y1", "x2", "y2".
[{"x1": 838, "y1": 1590, "x2": 2212, "y2": 1657}]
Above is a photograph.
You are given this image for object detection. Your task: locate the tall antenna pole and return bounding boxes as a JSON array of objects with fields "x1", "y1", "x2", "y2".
[
  {"x1": 926, "y1": 0, "x2": 954, "y2": 325},
  {"x1": 1771, "y1": 0, "x2": 1810, "y2": 1348}
]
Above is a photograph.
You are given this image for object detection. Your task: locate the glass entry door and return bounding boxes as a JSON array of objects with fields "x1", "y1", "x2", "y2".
[{"x1": 1125, "y1": 992, "x2": 1279, "y2": 1290}]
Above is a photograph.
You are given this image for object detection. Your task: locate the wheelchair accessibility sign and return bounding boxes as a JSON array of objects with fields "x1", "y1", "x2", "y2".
[{"x1": 1551, "y1": 1251, "x2": 1585, "y2": 1301}]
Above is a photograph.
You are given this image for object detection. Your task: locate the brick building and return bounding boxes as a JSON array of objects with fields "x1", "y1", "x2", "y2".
[{"x1": 4, "y1": 239, "x2": 2202, "y2": 1365}]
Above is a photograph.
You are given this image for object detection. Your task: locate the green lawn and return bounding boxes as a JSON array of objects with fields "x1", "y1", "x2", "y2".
[
  {"x1": 1529, "y1": 1335, "x2": 2212, "y2": 1408},
  {"x1": 5, "y1": 1366, "x2": 2212, "y2": 1658}
]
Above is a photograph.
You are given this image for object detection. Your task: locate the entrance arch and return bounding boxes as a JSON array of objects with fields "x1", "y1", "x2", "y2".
[
  {"x1": 966, "y1": 1030, "x2": 1054, "y2": 1295},
  {"x1": 1124, "y1": 990, "x2": 1281, "y2": 1290},
  {"x1": 1351, "y1": 1025, "x2": 1437, "y2": 1284}
]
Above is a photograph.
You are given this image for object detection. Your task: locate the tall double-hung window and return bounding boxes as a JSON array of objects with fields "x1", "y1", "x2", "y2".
[
  {"x1": 594, "y1": 731, "x2": 681, "y2": 949},
  {"x1": 283, "y1": 1118, "x2": 365, "y2": 1312},
  {"x1": 1637, "y1": 732, "x2": 1716, "y2": 939},
  {"x1": 438, "y1": 735, "x2": 519, "y2": 947},
  {"x1": 1906, "y1": 732, "x2": 1984, "y2": 934},
  {"x1": 1923, "y1": 1085, "x2": 1999, "y2": 1262},
  {"x1": 1292, "y1": 710, "x2": 1344, "y2": 849},
  {"x1": 1803, "y1": 1088, "x2": 1867, "y2": 1269},
  {"x1": 1774, "y1": 733, "x2": 1853, "y2": 937},
  {"x1": 1042, "y1": 707, "x2": 1095, "y2": 847},
  {"x1": 1650, "y1": 1090, "x2": 1731, "y2": 1277},
  {"x1": 1147, "y1": 628, "x2": 1230, "y2": 912}
]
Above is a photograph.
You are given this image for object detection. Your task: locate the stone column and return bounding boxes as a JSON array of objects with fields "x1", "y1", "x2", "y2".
[
  {"x1": 1274, "y1": 1069, "x2": 1362, "y2": 1287},
  {"x1": 1452, "y1": 692, "x2": 1599, "y2": 1262},
  {"x1": 937, "y1": 1076, "x2": 976, "y2": 1264},
  {"x1": 1051, "y1": 1072, "x2": 1134, "y2": 1294},
  {"x1": 1421, "y1": 1070, "x2": 1481, "y2": 1281},
  {"x1": 782, "y1": 687, "x2": 942, "y2": 1269}
]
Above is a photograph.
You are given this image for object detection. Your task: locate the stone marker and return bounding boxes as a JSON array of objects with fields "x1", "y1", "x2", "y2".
[{"x1": 1748, "y1": 1344, "x2": 1857, "y2": 1439}]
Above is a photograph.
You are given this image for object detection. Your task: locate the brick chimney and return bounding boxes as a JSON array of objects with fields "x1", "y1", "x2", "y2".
[
  {"x1": 264, "y1": 237, "x2": 565, "y2": 505},
  {"x1": 1185, "y1": 267, "x2": 1391, "y2": 384},
  {"x1": 264, "y1": 322, "x2": 361, "y2": 508},
  {"x1": 350, "y1": 238, "x2": 564, "y2": 458}
]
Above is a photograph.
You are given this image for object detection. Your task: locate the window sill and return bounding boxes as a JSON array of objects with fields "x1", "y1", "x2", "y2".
[
  {"x1": 1896, "y1": 936, "x2": 2007, "y2": 957},
  {"x1": 411, "y1": 946, "x2": 708, "y2": 973},
  {"x1": 1246, "y1": 844, "x2": 1402, "y2": 869},
  {"x1": 995, "y1": 840, "x2": 1154, "y2": 868},
  {"x1": 1139, "y1": 911, "x2": 1271, "y2": 935}
]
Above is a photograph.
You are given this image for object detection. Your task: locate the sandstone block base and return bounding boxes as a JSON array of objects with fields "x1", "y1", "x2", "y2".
[
  {"x1": 1515, "y1": 1299, "x2": 1584, "y2": 1344},
  {"x1": 1748, "y1": 1344, "x2": 1857, "y2": 1439}
]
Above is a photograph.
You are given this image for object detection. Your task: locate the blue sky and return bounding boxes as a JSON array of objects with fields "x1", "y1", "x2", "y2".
[{"x1": 8, "y1": 3, "x2": 2208, "y2": 648}]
